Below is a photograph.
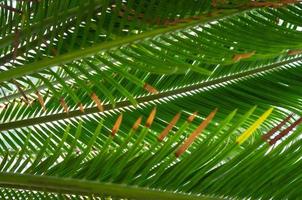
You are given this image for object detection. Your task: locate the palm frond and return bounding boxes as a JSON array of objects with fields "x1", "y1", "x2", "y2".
[
  {"x1": 2, "y1": 3, "x2": 301, "y2": 111},
  {"x1": 0, "y1": 107, "x2": 301, "y2": 199},
  {"x1": 1, "y1": 54, "x2": 301, "y2": 150},
  {"x1": 0, "y1": 3, "x2": 301, "y2": 133}
]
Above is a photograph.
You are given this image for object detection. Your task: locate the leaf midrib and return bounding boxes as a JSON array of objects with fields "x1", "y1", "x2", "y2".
[
  {"x1": 0, "y1": 9, "x2": 240, "y2": 83},
  {"x1": 0, "y1": 173, "x2": 220, "y2": 200},
  {"x1": 1, "y1": 56, "x2": 300, "y2": 131}
]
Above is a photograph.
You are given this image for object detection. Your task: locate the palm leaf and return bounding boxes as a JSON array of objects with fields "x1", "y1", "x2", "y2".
[
  {"x1": 0, "y1": 107, "x2": 289, "y2": 199},
  {"x1": 1, "y1": 107, "x2": 301, "y2": 199}
]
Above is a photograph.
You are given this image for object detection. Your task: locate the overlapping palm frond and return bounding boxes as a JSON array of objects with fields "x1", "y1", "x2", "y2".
[
  {"x1": 0, "y1": 107, "x2": 302, "y2": 200},
  {"x1": 0, "y1": 2, "x2": 301, "y2": 132},
  {"x1": 1, "y1": 58, "x2": 301, "y2": 153},
  {"x1": 0, "y1": 0, "x2": 223, "y2": 120},
  {"x1": 0, "y1": 1, "x2": 301, "y2": 110},
  {"x1": 0, "y1": 0, "x2": 211, "y2": 61}
]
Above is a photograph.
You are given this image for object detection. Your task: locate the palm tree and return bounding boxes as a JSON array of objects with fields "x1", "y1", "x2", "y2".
[{"x1": 1, "y1": 0, "x2": 302, "y2": 199}]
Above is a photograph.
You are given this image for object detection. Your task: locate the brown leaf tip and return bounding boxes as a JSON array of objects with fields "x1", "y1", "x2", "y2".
[
  {"x1": 176, "y1": 108, "x2": 217, "y2": 157},
  {"x1": 288, "y1": 49, "x2": 302, "y2": 56},
  {"x1": 232, "y1": 51, "x2": 256, "y2": 62},
  {"x1": 187, "y1": 111, "x2": 198, "y2": 123},
  {"x1": 91, "y1": 92, "x2": 104, "y2": 112},
  {"x1": 269, "y1": 117, "x2": 302, "y2": 146},
  {"x1": 146, "y1": 107, "x2": 157, "y2": 128},
  {"x1": 144, "y1": 83, "x2": 158, "y2": 94},
  {"x1": 112, "y1": 113, "x2": 123, "y2": 137},
  {"x1": 60, "y1": 98, "x2": 69, "y2": 113},
  {"x1": 158, "y1": 112, "x2": 181, "y2": 142},
  {"x1": 132, "y1": 116, "x2": 142, "y2": 131},
  {"x1": 249, "y1": 2, "x2": 282, "y2": 8},
  {"x1": 36, "y1": 92, "x2": 46, "y2": 112},
  {"x1": 262, "y1": 114, "x2": 293, "y2": 141},
  {"x1": 79, "y1": 103, "x2": 85, "y2": 113}
]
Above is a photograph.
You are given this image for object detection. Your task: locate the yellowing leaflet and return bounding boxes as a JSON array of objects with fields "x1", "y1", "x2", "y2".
[{"x1": 236, "y1": 108, "x2": 274, "y2": 145}]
